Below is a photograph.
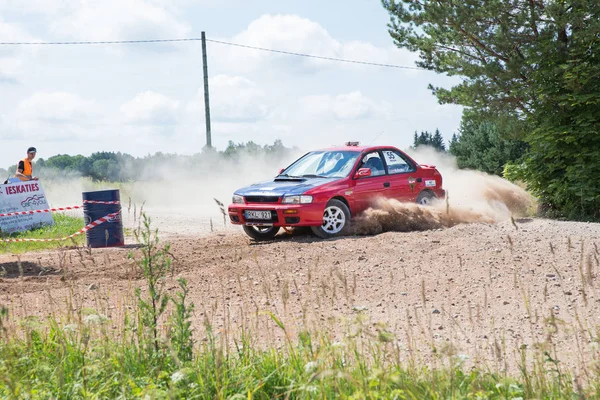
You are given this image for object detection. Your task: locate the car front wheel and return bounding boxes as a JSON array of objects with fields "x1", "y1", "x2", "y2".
[
  {"x1": 311, "y1": 199, "x2": 351, "y2": 239},
  {"x1": 243, "y1": 225, "x2": 281, "y2": 241}
]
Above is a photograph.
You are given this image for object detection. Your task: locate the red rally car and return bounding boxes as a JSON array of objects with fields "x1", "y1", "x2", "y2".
[{"x1": 228, "y1": 142, "x2": 445, "y2": 240}]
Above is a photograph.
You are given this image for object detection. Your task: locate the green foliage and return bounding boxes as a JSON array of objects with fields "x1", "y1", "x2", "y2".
[
  {"x1": 382, "y1": 0, "x2": 543, "y2": 125},
  {"x1": 412, "y1": 128, "x2": 446, "y2": 151},
  {"x1": 223, "y1": 139, "x2": 289, "y2": 158},
  {"x1": 168, "y1": 278, "x2": 194, "y2": 363},
  {"x1": 129, "y1": 213, "x2": 173, "y2": 355},
  {"x1": 0, "y1": 305, "x2": 7, "y2": 338},
  {"x1": 0, "y1": 312, "x2": 594, "y2": 398},
  {"x1": 449, "y1": 113, "x2": 528, "y2": 176},
  {"x1": 383, "y1": 0, "x2": 600, "y2": 219},
  {"x1": 520, "y1": 11, "x2": 600, "y2": 219}
]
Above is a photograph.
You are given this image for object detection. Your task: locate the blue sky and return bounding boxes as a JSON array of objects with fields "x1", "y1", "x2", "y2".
[{"x1": 0, "y1": 0, "x2": 462, "y2": 164}]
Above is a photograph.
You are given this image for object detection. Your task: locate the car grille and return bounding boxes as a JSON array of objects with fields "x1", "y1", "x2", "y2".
[{"x1": 244, "y1": 196, "x2": 280, "y2": 203}]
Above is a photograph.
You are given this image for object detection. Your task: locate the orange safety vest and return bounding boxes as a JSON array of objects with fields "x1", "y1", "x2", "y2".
[{"x1": 16, "y1": 158, "x2": 33, "y2": 181}]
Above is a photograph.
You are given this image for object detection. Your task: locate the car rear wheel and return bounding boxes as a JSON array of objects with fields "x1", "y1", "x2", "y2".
[
  {"x1": 243, "y1": 225, "x2": 280, "y2": 241},
  {"x1": 416, "y1": 190, "x2": 436, "y2": 206},
  {"x1": 311, "y1": 199, "x2": 350, "y2": 239}
]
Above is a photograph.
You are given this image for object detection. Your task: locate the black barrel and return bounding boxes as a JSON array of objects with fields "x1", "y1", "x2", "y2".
[{"x1": 82, "y1": 189, "x2": 124, "y2": 248}]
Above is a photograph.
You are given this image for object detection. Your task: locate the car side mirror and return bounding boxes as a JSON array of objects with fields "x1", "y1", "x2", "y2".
[
  {"x1": 278, "y1": 168, "x2": 285, "y2": 174},
  {"x1": 354, "y1": 168, "x2": 372, "y2": 178}
]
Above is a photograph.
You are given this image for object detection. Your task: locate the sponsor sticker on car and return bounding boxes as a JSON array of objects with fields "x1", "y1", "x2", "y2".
[{"x1": 425, "y1": 180, "x2": 437, "y2": 187}]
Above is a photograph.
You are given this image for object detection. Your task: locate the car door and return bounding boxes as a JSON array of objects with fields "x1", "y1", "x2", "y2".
[
  {"x1": 351, "y1": 151, "x2": 390, "y2": 213},
  {"x1": 380, "y1": 149, "x2": 418, "y2": 202}
]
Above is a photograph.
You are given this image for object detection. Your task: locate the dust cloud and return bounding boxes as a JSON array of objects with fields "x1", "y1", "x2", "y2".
[
  {"x1": 120, "y1": 150, "x2": 306, "y2": 217},
  {"x1": 39, "y1": 145, "x2": 534, "y2": 236},
  {"x1": 40, "y1": 149, "x2": 306, "y2": 234},
  {"x1": 352, "y1": 146, "x2": 535, "y2": 235}
]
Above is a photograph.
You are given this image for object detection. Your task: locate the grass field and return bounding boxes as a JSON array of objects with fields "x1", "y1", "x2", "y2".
[
  {"x1": 0, "y1": 314, "x2": 549, "y2": 399},
  {"x1": 0, "y1": 214, "x2": 85, "y2": 254}
]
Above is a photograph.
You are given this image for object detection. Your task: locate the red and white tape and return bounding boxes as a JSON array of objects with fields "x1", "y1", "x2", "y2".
[
  {"x1": 0, "y1": 200, "x2": 122, "y2": 243},
  {"x1": 0, "y1": 206, "x2": 82, "y2": 218},
  {"x1": 1, "y1": 210, "x2": 121, "y2": 243},
  {"x1": 0, "y1": 200, "x2": 121, "y2": 218}
]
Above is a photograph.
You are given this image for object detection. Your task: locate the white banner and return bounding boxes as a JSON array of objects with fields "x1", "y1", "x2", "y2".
[{"x1": 0, "y1": 181, "x2": 54, "y2": 234}]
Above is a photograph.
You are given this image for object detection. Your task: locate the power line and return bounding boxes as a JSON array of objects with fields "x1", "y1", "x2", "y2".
[
  {"x1": 206, "y1": 39, "x2": 425, "y2": 70},
  {"x1": 0, "y1": 38, "x2": 202, "y2": 45},
  {"x1": 0, "y1": 36, "x2": 426, "y2": 71}
]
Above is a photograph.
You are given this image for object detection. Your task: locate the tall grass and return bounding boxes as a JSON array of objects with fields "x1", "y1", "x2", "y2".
[
  {"x1": 0, "y1": 217, "x2": 598, "y2": 398},
  {"x1": 0, "y1": 308, "x2": 590, "y2": 398}
]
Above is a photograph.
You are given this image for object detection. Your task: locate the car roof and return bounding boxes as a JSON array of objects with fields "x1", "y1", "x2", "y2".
[{"x1": 314, "y1": 145, "x2": 400, "y2": 152}]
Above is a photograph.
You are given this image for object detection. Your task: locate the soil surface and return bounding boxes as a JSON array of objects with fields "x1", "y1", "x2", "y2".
[{"x1": 1, "y1": 216, "x2": 600, "y2": 375}]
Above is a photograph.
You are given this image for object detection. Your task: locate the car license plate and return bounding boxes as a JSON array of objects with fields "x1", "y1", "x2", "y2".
[{"x1": 245, "y1": 210, "x2": 272, "y2": 220}]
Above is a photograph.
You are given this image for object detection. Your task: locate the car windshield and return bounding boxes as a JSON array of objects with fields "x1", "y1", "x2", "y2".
[{"x1": 281, "y1": 150, "x2": 360, "y2": 178}]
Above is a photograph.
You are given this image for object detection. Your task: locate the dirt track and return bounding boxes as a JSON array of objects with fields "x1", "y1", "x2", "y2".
[{"x1": 1, "y1": 217, "x2": 600, "y2": 374}]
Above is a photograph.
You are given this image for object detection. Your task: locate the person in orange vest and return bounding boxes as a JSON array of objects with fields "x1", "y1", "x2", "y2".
[{"x1": 15, "y1": 147, "x2": 39, "y2": 182}]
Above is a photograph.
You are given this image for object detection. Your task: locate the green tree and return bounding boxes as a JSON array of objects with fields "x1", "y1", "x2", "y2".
[
  {"x1": 45, "y1": 154, "x2": 76, "y2": 170},
  {"x1": 3, "y1": 140, "x2": 295, "y2": 183},
  {"x1": 412, "y1": 129, "x2": 445, "y2": 151},
  {"x1": 90, "y1": 159, "x2": 119, "y2": 181},
  {"x1": 383, "y1": 0, "x2": 600, "y2": 219},
  {"x1": 416, "y1": 131, "x2": 432, "y2": 147},
  {"x1": 265, "y1": 139, "x2": 285, "y2": 154},
  {"x1": 431, "y1": 129, "x2": 445, "y2": 152},
  {"x1": 449, "y1": 133, "x2": 459, "y2": 153},
  {"x1": 450, "y1": 113, "x2": 528, "y2": 176},
  {"x1": 223, "y1": 139, "x2": 290, "y2": 159},
  {"x1": 73, "y1": 155, "x2": 92, "y2": 176}
]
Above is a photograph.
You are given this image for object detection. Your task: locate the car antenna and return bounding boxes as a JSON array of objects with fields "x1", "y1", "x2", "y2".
[{"x1": 369, "y1": 131, "x2": 384, "y2": 144}]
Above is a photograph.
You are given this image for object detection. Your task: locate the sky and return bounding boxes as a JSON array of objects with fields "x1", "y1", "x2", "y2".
[{"x1": 0, "y1": 0, "x2": 463, "y2": 165}]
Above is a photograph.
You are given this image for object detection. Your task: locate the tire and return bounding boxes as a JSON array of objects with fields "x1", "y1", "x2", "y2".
[
  {"x1": 311, "y1": 199, "x2": 351, "y2": 239},
  {"x1": 416, "y1": 190, "x2": 436, "y2": 206},
  {"x1": 243, "y1": 225, "x2": 281, "y2": 241}
]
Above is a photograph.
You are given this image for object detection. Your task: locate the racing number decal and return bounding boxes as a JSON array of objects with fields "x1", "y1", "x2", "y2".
[{"x1": 384, "y1": 151, "x2": 396, "y2": 163}]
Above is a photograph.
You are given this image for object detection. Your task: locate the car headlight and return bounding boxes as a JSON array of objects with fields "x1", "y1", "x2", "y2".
[
  {"x1": 232, "y1": 194, "x2": 245, "y2": 204},
  {"x1": 282, "y1": 195, "x2": 313, "y2": 204}
]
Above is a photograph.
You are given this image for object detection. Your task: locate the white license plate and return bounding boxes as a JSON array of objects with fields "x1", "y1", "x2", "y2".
[{"x1": 245, "y1": 210, "x2": 272, "y2": 220}]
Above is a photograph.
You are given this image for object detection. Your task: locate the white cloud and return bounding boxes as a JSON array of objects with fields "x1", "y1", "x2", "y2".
[
  {"x1": 121, "y1": 91, "x2": 180, "y2": 125},
  {"x1": 14, "y1": 91, "x2": 101, "y2": 140},
  {"x1": 47, "y1": 0, "x2": 191, "y2": 42},
  {"x1": 0, "y1": 19, "x2": 39, "y2": 84},
  {"x1": 0, "y1": 0, "x2": 208, "y2": 15},
  {"x1": 299, "y1": 91, "x2": 392, "y2": 120},
  {"x1": 0, "y1": 1, "x2": 65, "y2": 15},
  {"x1": 0, "y1": 58, "x2": 21, "y2": 84},
  {"x1": 17, "y1": 91, "x2": 98, "y2": 123},
  {"x1": 339, "y1": 40, "x2": 420, "y2": 72},
  {"x1": 213, "y1": 14, "x2": 419, "y2": 74},
  {"x1": 0, "y1": 5, "x2": 463, "y2": 162},
  {"x1": 188, "y1": 75, "x2": 271, "y2": 122}
]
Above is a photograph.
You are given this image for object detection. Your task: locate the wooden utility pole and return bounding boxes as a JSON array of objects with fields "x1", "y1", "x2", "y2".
[{"x1": 201, "y1": 31, "x2": 212, "y2": 148}]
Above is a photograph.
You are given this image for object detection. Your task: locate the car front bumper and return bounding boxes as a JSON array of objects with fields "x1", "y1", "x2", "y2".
[{"x1": 228, "y1": 202, "x2": 325, "y2": 227}]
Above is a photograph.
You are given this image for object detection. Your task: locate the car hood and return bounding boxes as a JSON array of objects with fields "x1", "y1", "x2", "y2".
[{"x1": 235, "y1": 177, "x2": 340, "y2": 197}]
